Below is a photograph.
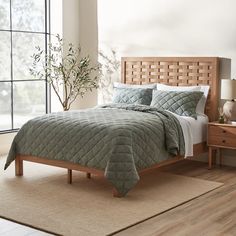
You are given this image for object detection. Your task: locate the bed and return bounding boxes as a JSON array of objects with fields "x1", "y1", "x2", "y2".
[{"x1": 4, "y1": 57, "x2": 220, "y2": 197}]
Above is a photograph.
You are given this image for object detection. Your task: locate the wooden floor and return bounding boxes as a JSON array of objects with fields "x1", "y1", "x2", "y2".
[
  {"x1": 1, "y1": 160, "x2": 236, "y2": 236},
  {"x1": 114, "y1": 160, "x2": 236, "y2": 236}
]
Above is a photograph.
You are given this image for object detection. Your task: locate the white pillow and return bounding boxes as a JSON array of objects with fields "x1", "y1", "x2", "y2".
[
  {"x1": 114, "y1": 82, "x2": 156, "y2": 89},
  {"x1": 156, "y1": 83, "x2": 210, "y2": 115}
]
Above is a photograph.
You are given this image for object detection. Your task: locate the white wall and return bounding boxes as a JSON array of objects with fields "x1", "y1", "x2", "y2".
[
  {"x1": 62, "y1": 0, "x2": 79, "y2": 47},
  {"x1": 63, "y1": 0, "x2": 98, "y2": 110},
  {"x1": 50, "y1": 0, "x2": 63, "y2": 112},
  {"x1": 0, "y1": 133, "x2": 16, "y2": 154},
  {"x1": 98, "y1": 0, "x2": 236, "y2": 76},
  {"x1": 76, "y1": 0, "x2": 98, "y2": 109}
]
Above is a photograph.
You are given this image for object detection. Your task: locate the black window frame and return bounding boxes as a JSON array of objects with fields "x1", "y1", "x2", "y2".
[{"x1": 0, "y1": 0, "x2": 51, "y2": 134}]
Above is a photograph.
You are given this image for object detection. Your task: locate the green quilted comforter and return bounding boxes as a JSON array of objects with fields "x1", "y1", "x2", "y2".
[{"x1": 4, "y1": 104, "x2": 185, "y2": 196}]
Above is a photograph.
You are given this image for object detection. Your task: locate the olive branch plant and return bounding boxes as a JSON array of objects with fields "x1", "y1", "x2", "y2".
[
  {"x1": 30, "y1": 34, "x2": 100, "y2": 111},
  {"x1": 98, "y1": 49, "x2": 120, "y2": 103}
]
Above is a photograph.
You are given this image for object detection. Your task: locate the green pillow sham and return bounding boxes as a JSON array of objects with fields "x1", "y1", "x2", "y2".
[
  {"x1": 151, "y1": 90, "x2": 204, "y2": 118},
  {"x1": 112, "y1": 87, "x2": 153, "y2": 105}
]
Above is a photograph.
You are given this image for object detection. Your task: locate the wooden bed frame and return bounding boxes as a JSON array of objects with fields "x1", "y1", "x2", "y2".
[{"x1": 15, "y1": 57, "x2": 220, "y2": 197}]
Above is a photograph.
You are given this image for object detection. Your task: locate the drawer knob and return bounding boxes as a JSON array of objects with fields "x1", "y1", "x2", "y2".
[
  {"x1": 223, "y1": 130, "x2": 226, "y2": 133},
  {"x1": 222, "y1": 140, "x2": 226, "y2": 143}
]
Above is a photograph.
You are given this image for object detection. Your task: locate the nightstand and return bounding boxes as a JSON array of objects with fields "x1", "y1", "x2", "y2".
[{"x1": 207, "y1": 122, "x2": 236, "y2": 169}]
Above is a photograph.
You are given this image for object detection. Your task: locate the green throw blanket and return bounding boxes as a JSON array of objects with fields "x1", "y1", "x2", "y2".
[{"x1": 5, "y1": 104, "x2": 185, "y2": 196}]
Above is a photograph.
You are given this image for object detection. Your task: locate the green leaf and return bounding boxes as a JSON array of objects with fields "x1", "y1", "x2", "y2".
[{"x1": 29, "y1": 34, "x2": 100, "y2": 110}]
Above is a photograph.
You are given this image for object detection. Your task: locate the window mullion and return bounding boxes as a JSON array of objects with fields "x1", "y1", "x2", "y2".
[{"x1": 10, "y1": 0, "x2": 13, "y2": 130}]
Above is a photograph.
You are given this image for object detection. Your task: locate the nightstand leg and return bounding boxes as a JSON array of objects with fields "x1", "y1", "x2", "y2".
[
  {"x1": 219, "y1": 148, "x2": 222, "y2": 167},
  {"x1": 208, "y1": 147, "x2": 212, "y2": 170},
  {"x1": 212, "y1": 149, "x2": 217, "y2": 165}
]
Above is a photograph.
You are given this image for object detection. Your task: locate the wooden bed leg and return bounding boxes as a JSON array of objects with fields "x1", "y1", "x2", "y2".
[
  {"x1": 15, "y1": 156, "x2": 23, "y2": 176},
  {"x1": 67, "y1": 169, "x2": 72, "y2": 184},
  {"x1": 86, "y1": 172, "x2": 91, "y2": 179},
  {"x1": 112, "y1": 188, "x2": 122, "y2": 198}
]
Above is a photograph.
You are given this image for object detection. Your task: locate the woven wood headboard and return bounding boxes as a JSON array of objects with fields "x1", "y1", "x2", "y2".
[{"x1": 121, "y1": 57, "x2": 220, "y2": 121}]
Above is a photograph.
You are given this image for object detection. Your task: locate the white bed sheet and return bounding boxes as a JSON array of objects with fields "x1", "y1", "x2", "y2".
[
  {"x1": 169, "y1": 112, "x2": 208, "y2": 157},
  {"x1": 182, "y1": 115, "x2": 209, "y2": 144}
]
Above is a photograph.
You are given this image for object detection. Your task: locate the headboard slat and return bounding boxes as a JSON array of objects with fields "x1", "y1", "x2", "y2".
[{"x1": 121, "y1": 57, "x2": 220, "y2": 121}]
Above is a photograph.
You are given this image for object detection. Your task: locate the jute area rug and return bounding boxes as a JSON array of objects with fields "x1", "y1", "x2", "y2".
[{"x1": 0, "y1": 156, "x2": 223, "y2": 236}]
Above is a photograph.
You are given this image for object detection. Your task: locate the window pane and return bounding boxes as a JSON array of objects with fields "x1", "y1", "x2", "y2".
[
  {"x1": 0, "y1": 82, "x2": 11, "y2": 130},
  {"x1": 0, "y1": 0, "x2": 10, "y2": 30},
  {"x1": 12, "y1": 0, "x2": 45, "y2": 32},
  {"x1": 13, "y1": 81, "x2": 46, "y2": 128},
  {"x1": 12, "y1": 32, "x2": 45, "y2": 80},
  {"x1": 0, "y1": 32, "x2": 11, "y2": 81}
]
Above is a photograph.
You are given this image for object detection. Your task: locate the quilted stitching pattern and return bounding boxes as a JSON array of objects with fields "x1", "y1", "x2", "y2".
[
  {"x1": 112, "y1": 88, "x2": 152, "y2": 105},
  {"x1": 151, "y1": 90, "x2": 203, "y2": 118},
  {"x1": 5, "y1": 104, "x2": 184, "y2": 196}
]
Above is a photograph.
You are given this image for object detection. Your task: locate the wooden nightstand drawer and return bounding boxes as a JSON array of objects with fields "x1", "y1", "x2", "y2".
[
  {"x1": 208, "y1": 125, "x2": 236, "y2": 139},
  {"x1": 208, "y1": 135, "x2": 236, "y2": 148},
  {"x1": 208, "y1": 122, "x2": 236, "y2": 169}
]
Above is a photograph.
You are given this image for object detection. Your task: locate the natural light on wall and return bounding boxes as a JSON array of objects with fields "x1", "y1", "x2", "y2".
[
  {"x1": 98, "y1": 0, "x2": 236, "y2": 104},
  {"x1": 50, "y1": 0, "x2": 63, "y2": 112}
]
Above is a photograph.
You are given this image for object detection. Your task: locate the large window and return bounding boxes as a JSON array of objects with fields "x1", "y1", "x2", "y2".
[{"x1": 0, "y1": 0, "x2": 50, "y2": 132}]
